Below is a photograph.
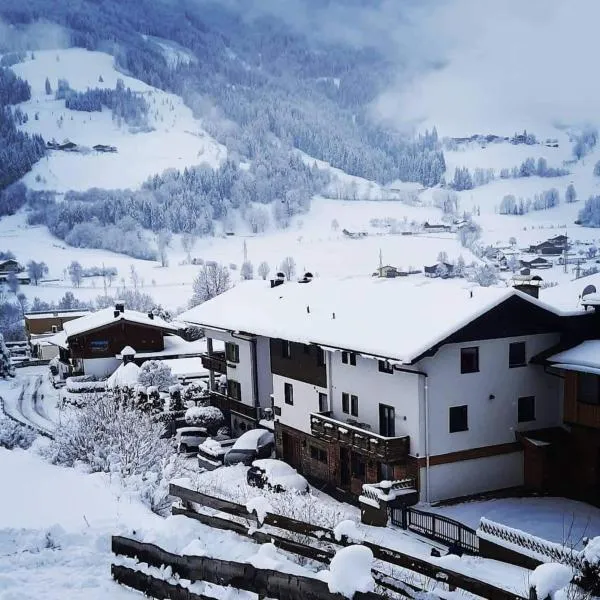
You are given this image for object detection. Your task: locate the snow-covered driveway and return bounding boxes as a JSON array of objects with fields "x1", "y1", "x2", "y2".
[{"x1": 0, "y1": 367, "x2": 58, "y2": 436}]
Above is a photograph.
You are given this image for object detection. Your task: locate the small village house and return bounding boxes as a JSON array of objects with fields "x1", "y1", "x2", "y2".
[{"x1": 25, "y1": 309, "x2": 90, "y2": 360}]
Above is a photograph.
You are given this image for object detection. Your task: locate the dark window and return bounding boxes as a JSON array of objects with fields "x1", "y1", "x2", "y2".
[
  {"x1": 284, "y1": 382, "x2": 294, "y2": 405},
  {"x1": 318, "y1": 392, "x2": 328, "y2": 413},
  {"x1": 342, "y1": 392, "x2": 349, "y2": 414},
  {"x1": 225, "y1": 342, "x2": 239, "y2": 363},
  {"x1": 350, "y1": 394, "x2": 359, "y2": 417},
  {"x1": 351, "y1": 453, "x2": 366, "y2": 478},
  {"x1": 342, "y1": 351, "x2": 356, "y2": 366},
  {"x1": 90, "y1": 340, "x2": 109, "y2": 353},
  {"x1": 378, "y1": 360, "x2": 394, "y2": 374},
  {"x1": 379, "y1": 404, "x2": 395, "y2": 437},
  {"x1": 227, "y1": 379, "x2": 242, "y2": 401},
  {"x1": 509, "y1": 342, "x2": 526, "y2": 368},
  {"x1": 518, "y1": 396, "x2": 535, "y2": 422},
  {"x1": 377, "y1": 462, "x2": 394, "y2": 481},
  {"x1": 317, "y1": 347, "x2": 325, "y2": 367},
  {"x1": 310, "y1": 445, "x2": 327, "y2": 463},
  {"x1": 460, "y1": 347, "x2": 479, "y2": 374},
  {"x1": 274, "y1": 405, "x2": 282, "y2": 416},
  {"x1": 578, "y1": 373, "x2": 600, "y2": 405},
  {"x1": 281, "y1": 340, "x2": 291, "y2": 359},
  {"x1": 449, "y1": 405, "x2": 468, "y2": 432}
]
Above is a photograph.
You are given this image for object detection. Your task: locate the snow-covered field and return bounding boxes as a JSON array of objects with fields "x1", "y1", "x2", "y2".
[{"x1": 11, "y1": 49, "x2": 225, "y2": 191}]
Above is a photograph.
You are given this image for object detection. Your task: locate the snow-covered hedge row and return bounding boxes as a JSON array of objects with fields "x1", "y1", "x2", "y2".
[
  {"x1": 65, "y1": 375, "x2": 107, "y2": 393},
  {"x1": 0, "y1": 414, "x2": 36, "y2": 449}
]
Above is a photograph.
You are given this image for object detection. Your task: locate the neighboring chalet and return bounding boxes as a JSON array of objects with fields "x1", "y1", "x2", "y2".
[
  {"x1": 520, "y1": 257, "x2": 552, "y2": 270},
  {"x1": 373, "y1": 265, "x2": 400, "y2": 278},
  {"x1": 528, "y1": 235, "x2": 569, "y2": 256},
  {"x1": 422, "y1": 222, "x2": 452, "y2": 233},
  {"x1": 181, "y1": 276, "x2": 571, "y2": 504},
  {"x1": 25, "y1": 309, "x2": 90, "y2": 360},
  {"x1": 49, "y1": 303, "x2": 216, "y2": 379},
  {"x1": 424, "y1": 262, "x2": 454, "y2": 278},
  {"x1": 0, "y1": 259, "x2": 29, "y2": 284}
]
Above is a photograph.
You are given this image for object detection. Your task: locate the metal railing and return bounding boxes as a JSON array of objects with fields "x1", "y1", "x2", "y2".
[{"x1": 391, "y1": 506, "x2": 479, "y2": 554}]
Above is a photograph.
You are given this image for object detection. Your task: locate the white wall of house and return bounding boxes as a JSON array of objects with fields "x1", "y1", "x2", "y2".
[
  {"x1": 272, "y1": 374, "x2": 327, "y2": 435},
  {"x1": 255, "y1": 335, "x2": 273, "y2": 409},
  {"x1": 83, "y1": 357, "x2": 120, "y2": 378},
  {"x1": 327, "y1": 351, "x2": 423, "y2": 452},
  {"x1": 418, "y1": 333, "x2": 561, "y2": 458},
  {"x1": 421, "y1": 451, "x2": 524, "y2": 503},
  {"x1": 206, "y1": 329, "x2": 256, "y2": 408}
]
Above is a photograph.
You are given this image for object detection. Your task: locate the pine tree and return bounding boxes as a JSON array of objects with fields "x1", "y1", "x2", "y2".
[
  {"x1": 565, "y1": 183, "x2": 577, "y2": 203},
  {"x1": 45, "y1": 77, "x2": 52, "y2": 95},
  {"x1": 0, "y1": 333, "x2": 15, "y2": 379}
]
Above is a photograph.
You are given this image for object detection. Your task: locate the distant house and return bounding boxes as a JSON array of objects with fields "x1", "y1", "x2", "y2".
[
  {"x1": 373, "y1": 265, "x2": 399, "y2": 278},
  {"x1": 25, "y1": 309, "x2": 91, "y2": 360},
  {"x1": 342, "y1": 229, "x2": 367, "y2": 239},
  {"x1": 529, "y1": 235, "x2": 569, "y2": 255},
  {"x1": 520, "y1": 257, "x2": 552, "y2": 270},
  {"x1": 423, "y1": 222, "x2": 452, "y2": 233},
  {"x1": 0, "y1": 259, "x2": 27, "y2": 284},
  {"x1": 93, "y1": 144, "x2": 117, "y2": 153},
  {"x1": 424, "y1": 262, "x2": 454, "y2": 278}
]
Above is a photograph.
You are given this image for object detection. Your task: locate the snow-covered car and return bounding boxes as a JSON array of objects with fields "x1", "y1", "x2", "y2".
[
  {"x1": 223, "y1": 429, "x2": 275, "y2": 466},
  {"x1": 175, "y1": 426, "x2": 208, "y2": 453},
  {"x1": 197, "y1": 435, "x2": 236, "y2": 468},
  {"x1": 247, "y1": 459, "x2": 309, "y2": 493}
]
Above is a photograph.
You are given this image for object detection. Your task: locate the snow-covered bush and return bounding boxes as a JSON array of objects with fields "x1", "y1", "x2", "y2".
[
  {"x1": 530, "y1": 563, "x2": 572, "y2": 600},
  {"x1": 138, "y1": 360, "x2": 177, "y2": 391},
  {"x1": 319, "y1": 545, "x2": 374, "y2": 598},
  {"x1": 184, "y1": 406, "x2": 224, "y2": 431},
  {"x1": 580, "y1": 536, "x2": 600, "y2": 595},
  {"x1": 66, "y1": 375, "x2": 106, "y2": 393},
  {"x1": 183, "y1": 380, "x2": 207, "y2": 403},
  {"x1": 0, "y1": 415, "x2": 36, "y2": 449},
  {"x1": 50, "y1": 393, "x2": 180, "y2": 514},
  {"x1": 168, "y1": 384, "x2": 184, "y2": 411}
]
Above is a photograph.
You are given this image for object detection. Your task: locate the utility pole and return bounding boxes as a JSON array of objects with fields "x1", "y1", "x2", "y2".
[
  {"x1": 563, "y1": 229, "x2": 568, "y2": 274},
  {"x1": 379, "y1": 248, "x2": 383, "y2": 271},
  {"x1": 243, "y1": 240, "x2": 248, "y2": 263}
]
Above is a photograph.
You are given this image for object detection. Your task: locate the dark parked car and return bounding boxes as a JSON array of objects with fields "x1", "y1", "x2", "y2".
[
  {"x1": 223, "y1": 429, "x2": 275, "y2": 466},
  {"x1": 247, "y1": 459, "x2": 309, "y2": 493}
]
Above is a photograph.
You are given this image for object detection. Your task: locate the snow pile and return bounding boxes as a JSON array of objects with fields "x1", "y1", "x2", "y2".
[
  {"x1": 246, "y1": 496, "x2": 274, "y2": 525},
  {"x1": 180, "y1": 539, "x2": 207, "y2": 557},
  {"x1": 530, "y1": 563, "x2": 572, "y2": 600},
  {"x1": 106, "y1": 361, "x2": 141, "y2": 389},
  {"x1": 198, "y1": 437, "x2": 225, "y2": 457},
  {"x1": 333, "y1": 519, "x2": 363, "y2": 543},
  {"x1": 246, "y1": 542, "x2": 307, "y2": 575},
  {"x1": 583, "y1": 536, "x2": 600, "y2": 565},
  {"x1": 251, "y1": 459, "x2": 308, "y2": 492},
  {"x1": 319, "y1": 545, "x2": 374, "y2": 598}
]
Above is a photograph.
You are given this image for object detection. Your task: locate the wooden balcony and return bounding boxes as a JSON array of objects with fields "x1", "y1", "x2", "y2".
[
  {"x1": 209, "y1": 391, "x2": 258, "y2": 421},
  {"x1": 310, "y1": 412, "x2": 410, "y2": 462},
  {"x1": 201, "y1": 352, "x2": 227, "y2": 374}
]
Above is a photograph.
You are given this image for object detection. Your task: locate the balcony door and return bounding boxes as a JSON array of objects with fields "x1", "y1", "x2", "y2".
[{"x1": 379, "y1": 404, "x2": 395, "y2": 437}]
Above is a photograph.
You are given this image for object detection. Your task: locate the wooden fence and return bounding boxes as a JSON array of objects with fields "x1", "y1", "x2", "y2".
[
  {"x1": 169, "y1": 483, "x2": 527, "y2": 600},
  {"x1": 390, "y1": 506, "x2": 479, "y2": 554},
  {"x1": 112, "y1": 536, "x2": 381, "y2": 600}
]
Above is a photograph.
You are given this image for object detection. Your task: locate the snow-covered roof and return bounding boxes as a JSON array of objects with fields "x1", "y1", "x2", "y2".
[
  {"x1": 25, "y1": 310, "x2": 90, "y2": 320},
  {"x1": 106, "y1": 361, "x2": 141, "y2": 388},
  {"x1": 160, "y1": 357, "x2": 208, "y2": 379},
  {"x1": 63, "y1": 307, "x2": 178, "y2": 338},
  {"x1": 44, "y1": 330, "x2": 68, "y2": 349},
  {"x1": 540, "y1": 274, "x2": 600, "y2": 313},
  {"x1": 120, "y1": 345, "x2": 136, "y2": 356},
  {"x1": 180, "y1": 277, "x2": 563, "y2": 363},
  {"x1": 115, "y1": 335, "x2": 221, "y2": 359},
  {"x1": 548, "y1": 340, "x2": 600, "y2": 373}
]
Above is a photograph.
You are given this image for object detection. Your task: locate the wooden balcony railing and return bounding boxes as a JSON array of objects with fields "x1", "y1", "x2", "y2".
[
  {"x1": 310, "y1": 412, "x2": 410, "y2": 462},
  {"x1": 209, "y1": 391, "x2": 258, "y2": 421},
  {"x1": 201, "y1": 352, "x2": 227, "y2": 374}
]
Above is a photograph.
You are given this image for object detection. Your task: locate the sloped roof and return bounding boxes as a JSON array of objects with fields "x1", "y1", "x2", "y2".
[
  {"x1": 180, "y1": 277, "x2": 563, "y2": 363},
  {"x1": 63, "y1": 307, "x2": 178, "y2": 338}
]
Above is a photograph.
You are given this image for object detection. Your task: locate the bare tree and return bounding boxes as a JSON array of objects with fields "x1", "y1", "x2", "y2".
[
  {"x1": 279, "y1": 256, "x2": 296, "y2": 281},
  {"x1": 129, "y1": 264, "x2": 140, "y2": 289},
  {"x1": 331, "y1": 218, "x2": 339, "y2": 232},
  {"x1": 68, "y1": 261, "x2": 83, "y2": 287},
  {"x1": 189, "y1": 263, "x2": 231, "y2": 307},
  {"x1": 257, "y1": 261, "x2": 270, "y2": 280}
]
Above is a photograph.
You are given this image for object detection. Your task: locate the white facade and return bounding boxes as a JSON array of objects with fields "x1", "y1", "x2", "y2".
[
  {"x1": 272, "y1": 374, "x2": 327, "y2": 435},
  {"x1": 205, "y1": 329, "x2": 273, "y2": 410},
  {"x1": 327, "y1": 351, "x2": 423, "y2": 454},
  {"x1": 417, "y1": 333, "x2": 562, "y2": 458}
]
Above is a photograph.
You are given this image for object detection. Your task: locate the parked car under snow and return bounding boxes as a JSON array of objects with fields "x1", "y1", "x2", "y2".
[
  {"x1": 247, "y1": 458, "x2": 309, "y2": 493},
  {"x1": 223, "y1": 429, "x2": 274, "y2": 466}
]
